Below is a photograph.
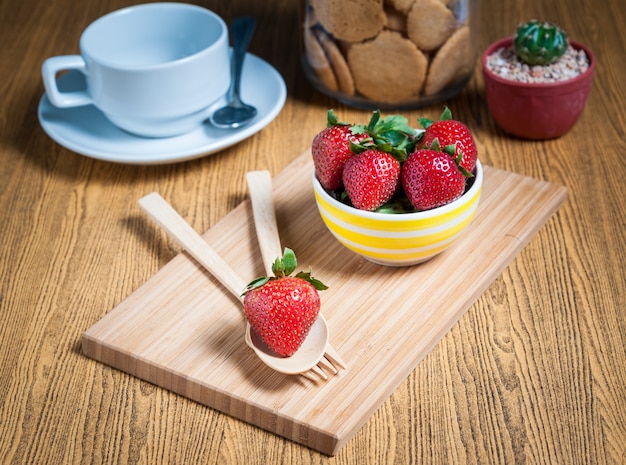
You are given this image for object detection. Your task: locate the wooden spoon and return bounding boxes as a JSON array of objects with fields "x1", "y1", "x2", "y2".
[
  {"x1": 246, "y1": 170, "x2": 346, "y2": 379},
  {"x1": 139, "y1": 192, "x2": 334, "y2": 378}
]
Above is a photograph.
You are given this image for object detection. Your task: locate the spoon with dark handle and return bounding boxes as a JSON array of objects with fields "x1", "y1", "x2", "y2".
[{"x1": 210, "y1": 16, "x2": 258, "y2": 129}]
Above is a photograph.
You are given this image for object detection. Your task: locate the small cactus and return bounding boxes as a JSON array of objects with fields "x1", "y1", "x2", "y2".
[{"x1": 514, "y1": 20, "x2": 568, "y2": 66}]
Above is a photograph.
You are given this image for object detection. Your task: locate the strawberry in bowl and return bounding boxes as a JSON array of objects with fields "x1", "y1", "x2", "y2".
[{"x1": 311, "y1": 108, "x2": 483, "y2": 266}]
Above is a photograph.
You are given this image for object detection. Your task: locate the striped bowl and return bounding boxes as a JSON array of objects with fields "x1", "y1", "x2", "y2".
[{"x1": 312, "y1": 160, "x2": 483, "y2": 266}]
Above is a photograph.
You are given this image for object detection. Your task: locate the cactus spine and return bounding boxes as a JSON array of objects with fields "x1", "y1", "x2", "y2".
[{"x1": 514, "y1": 20, "x2": 568, "y2": 66}]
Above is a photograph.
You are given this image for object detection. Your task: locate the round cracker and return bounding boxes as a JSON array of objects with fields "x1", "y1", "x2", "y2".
[
  {"x1": 347, "y1": 30, "x2": 428, "y2": 103},
  {"x1": 424, "y1": 25, "x2": 474, "y2": 95},
  {"x1": 310, "y1": 0, "x2": 386, "y2": 42},
  {"x1": 303, "y1": 25, "x2": 339, "y2": 92},
  {"x1": 406, "y1": 0, "x2": 456, "y2": 51},
  {"x1": 315, "y1": 29, "x2": 356, "y2": 96}
]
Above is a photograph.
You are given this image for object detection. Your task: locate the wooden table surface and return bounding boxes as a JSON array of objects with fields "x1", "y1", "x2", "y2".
[{"x1": 1, "y1": 0, "x2": 624, "y2": 463}]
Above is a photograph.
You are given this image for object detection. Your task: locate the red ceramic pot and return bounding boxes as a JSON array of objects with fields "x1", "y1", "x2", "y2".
[{"x1": 482, "y1": 37, "x2": 595, "y2": 140}]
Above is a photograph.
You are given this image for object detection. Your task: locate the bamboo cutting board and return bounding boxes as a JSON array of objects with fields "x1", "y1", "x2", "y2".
[{"x1": 82, "y1": 151, "x2": 568, "y2": 455}]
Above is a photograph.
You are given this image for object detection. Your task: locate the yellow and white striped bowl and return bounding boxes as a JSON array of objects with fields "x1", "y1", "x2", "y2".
[{"x1": 312, "y1": 160, "x2": 483, "y2": 266}]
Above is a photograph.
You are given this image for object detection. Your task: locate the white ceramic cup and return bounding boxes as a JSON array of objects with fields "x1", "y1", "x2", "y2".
[{"x1": 42, "y1": 3, "x2": 231, "y2": 138}]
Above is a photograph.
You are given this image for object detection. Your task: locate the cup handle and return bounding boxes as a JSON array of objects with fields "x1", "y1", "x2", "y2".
[{"x1": 42, "y1": 55, "x2": 92, "y2": 108}]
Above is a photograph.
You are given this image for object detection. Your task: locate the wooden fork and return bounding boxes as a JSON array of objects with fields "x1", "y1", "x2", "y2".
[{"x1": 246, "y1": 170, "x2": 347, "y2": 381}]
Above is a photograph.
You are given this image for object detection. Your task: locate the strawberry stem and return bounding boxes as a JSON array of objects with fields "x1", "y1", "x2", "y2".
[
  {"x1": 242, "y1": 248, "x2": 327, "y2": 294},
  {"x1": 271, "y1": 247, "x2": 297, "y2": 276},
  {"x1": 350, "y1": 111, "x2": 421, "y2": 161}
]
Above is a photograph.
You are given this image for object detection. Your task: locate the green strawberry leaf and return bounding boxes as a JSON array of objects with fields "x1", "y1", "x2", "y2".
[
  {"x1": 439, "y1": 106, "x2": 453, "y2": 121},
  {"x1": 418, "y1": 106, "x2": 453, "y2": 129},
  {"x1": 454, "y1": 148, "x2": 473, "y2": 178},
  {"x1": 375, "y1": 197, "x2": 417, "y2": 214},
  {"x1": 373, "y1": 138, "x2": 393, "y2": 153},
  {"x1": 296, "y1": 269, "x2": 328, "y2": 291},
  {"x1": 340, "y1": 190, "x2": 351, "y2": 204},
  {"x1": 242, "y1": 276, "x2": 270, "y2": 295},
  {"x1": 332, "y1": 109, "x2": 424, "y2": 158},
  {"x1": 441, "y1": 143, "x2": 456, "y2": 157},
  {"x1": 244, "y1": 248, "x2": 329, "y2": 294},
  {"x1": 417, "y1": 117, "x2": 433, "y2": 129},
  {"x1": 327, "y1": 109, "x2": 351, "y2": 127},
  {"x1": 390, "y1": 148, "x2": 407, "y2": 161},
  {"x1": 272, "y1": 257, "x2": 284, "y2": 275},
  {"x1": 377, "y1": 115, "x2": 417, "y2": 136},
  {"x1": 281, "y1": 248, "x2": 297, "y2": 275},
  {"x1": 272, "y1": 248, "x2": 297, "y2": 277},
  {"x1": 459, "y1": 165, "x2": 473, "y2": 178},
  {"x1": 367, "y1": 110, "x2": 382, "y2": 132},
  {"x1": 308, "y1": 276, "x2": 329, "y2": 291},
  {"x1": 327, "y1": 109, "x2": 339, "y2": 126},
  {"x1": 350, "y1": 137, "x2": 376, "y2": 154},
  {"x1": 351, "y1": 124, "x2": 368, "y2": 136},
  {"x1": 361, "y1": 113, "x2": 421, "y2": 158},
  {"x1": 427, "y1": 138, "x2": 442, "y2": 152}
]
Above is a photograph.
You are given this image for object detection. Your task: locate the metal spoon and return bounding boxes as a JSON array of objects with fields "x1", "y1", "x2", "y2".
[
  {"x1": 138, "y1": 192, "x2": 336, "y2": 379},
  {"x1": 209, "y1": 16, "x2": 258, "y2": 129}
]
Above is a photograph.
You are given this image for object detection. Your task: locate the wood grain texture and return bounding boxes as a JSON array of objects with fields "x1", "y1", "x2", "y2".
[
  {"x1": 82, "y1": 153, "x2": 567, "y2": 455},
  {"x1": 1, "y1": 0, "x2": 625, "y2": 463}
]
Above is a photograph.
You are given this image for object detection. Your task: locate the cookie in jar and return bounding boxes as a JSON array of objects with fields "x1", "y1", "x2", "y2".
[{"x1": 300, "y1": 0, "x2": 478, "y2": 109}]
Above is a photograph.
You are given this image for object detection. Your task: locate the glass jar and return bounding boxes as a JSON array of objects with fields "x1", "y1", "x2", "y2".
[{"x1": 300, "y1": 0, "x2": 478, "y2": 110}]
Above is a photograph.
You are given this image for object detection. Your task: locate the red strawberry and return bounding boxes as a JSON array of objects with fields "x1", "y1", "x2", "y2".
[
  {"x1": 419, "y1": 107, "x2": 477, "y2": 173},
  {"x1": 342, "y1": 149, "x2": 401, "y2": 211},
  {"x1": 242, "y1": 248, "x2": 327, "y2": 357},
  {"x1": 312, "y1": 112, "x2": 367, "y2": 190},
  {"x1": 401, "y1": 149, "x2": 466, "y2": 211}
]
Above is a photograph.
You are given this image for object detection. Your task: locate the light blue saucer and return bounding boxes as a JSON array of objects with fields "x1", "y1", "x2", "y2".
[{"x1": 38, "y1": 53, "x2": 286, "y2": 164}]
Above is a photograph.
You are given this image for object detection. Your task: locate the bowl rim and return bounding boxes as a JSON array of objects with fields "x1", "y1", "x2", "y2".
[
  {"x1": 313, "y1": 160, "x2": 483, "y2": 221},
  {"x1": 481, "y1": 37, "x2": 596, "y2": 90}
]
